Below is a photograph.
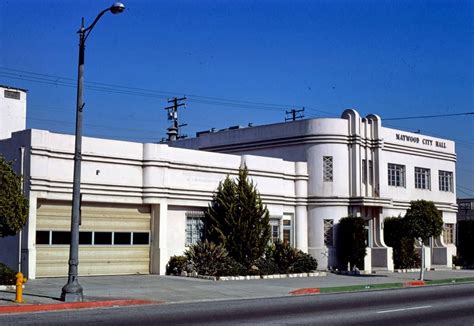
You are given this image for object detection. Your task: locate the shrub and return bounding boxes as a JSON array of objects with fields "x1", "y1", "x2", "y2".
[
  {"x1": 0, "y1": 263, "x2": 16, "y2": 285},
  {"x1": 166, "y1": 255, "x2": 189, "y2": 275},
  {"x1": 266, "y1": 241, "x2": 318, "y2": 274},
  {"x1": 336, "y1": 216, "x2": 367, "y2": 270},
  {"x1": 185, "y1": 240, "x2": 239, "y2": 277}
]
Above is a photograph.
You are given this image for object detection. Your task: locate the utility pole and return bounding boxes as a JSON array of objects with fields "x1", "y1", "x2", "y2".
[
  {"x1": 164, "y1": 96, "x2": 186, "y2": 141},
  {"x1": 285, "y1": 107, "x2": 305, "y2": 121}
]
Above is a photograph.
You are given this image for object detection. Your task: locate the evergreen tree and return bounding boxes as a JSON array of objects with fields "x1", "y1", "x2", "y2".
[
  {"x1": 202, "y1": 166, "x2": 271, "y2": 268},
  {"x1": 0, "y1": 156, "x2": 28, "y2": 237}
]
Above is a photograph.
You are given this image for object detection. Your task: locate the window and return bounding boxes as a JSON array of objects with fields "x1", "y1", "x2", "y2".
[
  {"x1": 282, "y1": 219, "x2": 292, "y2": 245},
  {"x1": 132, "y1": 232, "x2": 149, "y2": 245},
  {"x1": 323, "y1": 156, "x2": 333, "y2": 182},
  {"x1": 95, "y1": 232, "x2": 112, "y2": 245},
  {"x1": 185, "y1": 212, "x2": 204, "y2": 245},
  {"x1": 443, "y1": 224, "x2": 454, "y2": 244},
  {"x1": 388, "y1": 163, "x2": 405, "y2": 187},
  {"x1": 362, "y1": 160, "x2": 373, "y2": 185},
  {"x1": 79, "y1": 232, "x2": 93, "y2": 245},
  {"x1": 36, "y1": 231, "x2": 50, "y2": 245},
  {"x1": 114, "y1": 232, "x2": 131, "y2": 245},
  {"x1": 51, "y1": 231, "x2": 70, "y2": 245},
  {"x1": 4, "y1": 90, "x2": 21, "y2": 100},
  {"x1": 415, "y1": 167, "x2": 431, "y2": 190},
  {"x1": 439, "y1": 170, "x2": 454, "y2": 192},
  {"x1": 324, "y1": 219, "x2": 334, "y2": 246},
  {"x1": 270, "y1": 219, "x2": 280, "y2": 243}
]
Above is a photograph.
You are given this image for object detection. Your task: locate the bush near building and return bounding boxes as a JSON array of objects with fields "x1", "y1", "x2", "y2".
[
  {"x1": 384, "y1": 217, "x2": 420, "y2": 269},
  {"x1": 0, "y1": 155, "x2": 28, "y2": 238},
  {"x1": 0, "y1": 263, "x2": 16, "y2": 285},
  {"x1": 336, "y1": 216, "x2": 367, "y2": 270},
  {"x1": 457, "y1": 220, "x2": 474, "y2": 266}
]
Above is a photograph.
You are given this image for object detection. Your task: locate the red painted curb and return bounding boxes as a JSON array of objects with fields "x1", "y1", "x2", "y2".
[
  {"x1": 289, "y1": 288, "x2": 321, "y2": 296},
  {"x1": 403, "y1": 280, "x2": 426, "y2": 287},
  {"x1": 0, "y1": 299, "x2": 162, "y2": 315}
]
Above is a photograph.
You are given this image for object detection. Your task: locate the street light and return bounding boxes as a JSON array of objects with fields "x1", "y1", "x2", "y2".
[{"x1": 61, "y1": 2, "x2": 125, "y2": 302}]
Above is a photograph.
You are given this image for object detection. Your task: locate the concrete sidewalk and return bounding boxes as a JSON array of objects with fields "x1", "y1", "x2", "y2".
[{"x1": 1, "y1": 269, "x2": 474, "y2": 311}]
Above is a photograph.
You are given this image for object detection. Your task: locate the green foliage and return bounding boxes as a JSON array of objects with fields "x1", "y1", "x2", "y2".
[
  {"x1": 202, "y1": 166, "x2": 271, "y2": 269},
  {"x1": 0, "y1": 156, "x2": 28, "y2": 237},
  {"x1": 457, "y1": 220, "x2": 474, "y2": 266},
  {"x1": 166, "y1": 255, "x2": 189, "y2": 275},
  {"x1": 265, "y1": 241, "x2": 318, "y2": 274},
  {"x1": 336, "y1": 216, "x2": 367, "y2": 270},
  {"x1": 404, "y1": 200, "x2": 443, "y2": 242},
  {"x1": 185, "y1": 240, "x2": 242, "y2": 277},
  {"x1": 0, "y1": 262, "x2": 16, "y2": 285},
  {"x1": 384, "y1": 217, "x2": 420, "y2": 269}
]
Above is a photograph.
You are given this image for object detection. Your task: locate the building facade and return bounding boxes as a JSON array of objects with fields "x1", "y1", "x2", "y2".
[
  {"x1": 0, "y1": 86, "x2": 457, "y2": 277},
  {"x1": 173, "y1": 109, "x2": 458, "y2": 270}
]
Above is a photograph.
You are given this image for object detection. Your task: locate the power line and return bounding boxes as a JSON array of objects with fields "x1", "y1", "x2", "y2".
[{"x1": 385, "y1": 112, "x2": 474, "y2": 120}]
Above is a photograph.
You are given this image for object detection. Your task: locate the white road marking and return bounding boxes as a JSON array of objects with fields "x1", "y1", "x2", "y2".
[{"x1": 376, "y1": 305, "x2": 432, "y2": 314}]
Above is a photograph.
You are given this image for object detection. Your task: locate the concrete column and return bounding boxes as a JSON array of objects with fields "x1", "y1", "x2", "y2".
[
  {"x1": 25, "y1": 193, "x2": 37, "y2": 279},
  {"x1": 150, "y1": 201, "x2": 168, "y2": 275},
  {"x1": 294, "y1": 162, "x2": 308, "y2": 253}
]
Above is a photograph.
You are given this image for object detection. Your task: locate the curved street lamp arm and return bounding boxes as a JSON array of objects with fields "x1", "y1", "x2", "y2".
[{"x1": 80, "y1": 7, "x2": 110, "y2": 41}]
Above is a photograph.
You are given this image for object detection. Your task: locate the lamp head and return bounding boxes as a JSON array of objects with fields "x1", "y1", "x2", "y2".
[{"x1": 110, "y1": 2, "x2": 125, "y2": 14}]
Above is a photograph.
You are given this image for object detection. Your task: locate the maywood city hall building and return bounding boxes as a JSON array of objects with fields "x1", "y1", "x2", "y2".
[{"x1": 0, "y1": 85, "x2": 457, "y2": 279}]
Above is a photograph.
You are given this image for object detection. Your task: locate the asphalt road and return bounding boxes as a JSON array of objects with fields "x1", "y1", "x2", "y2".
[{"x1": 3, "y1": 283, "x2": 474, "y2": 325}]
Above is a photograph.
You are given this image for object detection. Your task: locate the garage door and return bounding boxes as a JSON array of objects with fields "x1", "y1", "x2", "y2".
[{"x1": 35, "y1": 201, "x2": 151, "y2": 277}]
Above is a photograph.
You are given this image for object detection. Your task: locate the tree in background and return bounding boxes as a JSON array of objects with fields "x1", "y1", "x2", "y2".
[
  {"x1": 0, "y1": 156, "x2": 28, "y2": 237},
  {"x1": 202, "y1": 166, "x2": 271, "y2": 269},
  {"x1": 404, "y1": 200, "x2": 443, "y2": 280},
  {"x1": 455, "y1": 220, "x2": 474, "y2": 267},
  {"x1": 384, "y1": 217, "x2": 420, "y2": 269},
  {"x1": 336, "y1": 216, "x2": 367, "y2": 270}
]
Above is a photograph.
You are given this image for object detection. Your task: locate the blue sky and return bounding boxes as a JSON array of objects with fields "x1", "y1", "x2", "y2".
[{"x1": 1, "y1": 0, "x2": 473, "y2": 197}]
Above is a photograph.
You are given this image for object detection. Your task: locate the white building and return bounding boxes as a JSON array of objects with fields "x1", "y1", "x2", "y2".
[
  {"x1": 0, "y1": 85, "x2": 457, "y2": 278},
  {"x1": 0, "y1": 86, "x2": 307, "y2": 279},
  {"x1": 173, "y1": 109, "x2": 458, "y2": 270}
]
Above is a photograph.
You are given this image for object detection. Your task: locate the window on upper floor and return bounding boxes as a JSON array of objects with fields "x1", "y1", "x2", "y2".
[
  {"x1": 439, "y1": 170, "x2": 454, "y2": 192},
  {"x1": 323, "y1": 156, "x2": 333, "y2": 182},
  {"x1": 388, "y1": 163, "x2": 405, "y2": 187},
  {"x1": 415, "y1": 167, "x2": 431, "y2": 190}
]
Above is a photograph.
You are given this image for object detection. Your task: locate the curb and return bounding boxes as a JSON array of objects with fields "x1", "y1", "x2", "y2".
[
  {"x1": 403, "y1": 280, "x2": 426, "y2": 287},
  {"x1": 289, "y1": 288, "x2": 321, "y2": 296},
  {"x1": 0, "y1": 299, "x2": 162, "y2": 315}
]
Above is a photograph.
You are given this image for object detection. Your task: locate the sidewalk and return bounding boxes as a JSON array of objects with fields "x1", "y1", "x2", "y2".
[{"x1": 1, "y1": 269, "x2": 474, "y2": 313}]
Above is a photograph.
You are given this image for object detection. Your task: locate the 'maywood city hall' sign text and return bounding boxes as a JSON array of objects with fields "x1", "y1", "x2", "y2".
[{"x1": 395, "y1": 133, "x2": 447, "y2": 148}]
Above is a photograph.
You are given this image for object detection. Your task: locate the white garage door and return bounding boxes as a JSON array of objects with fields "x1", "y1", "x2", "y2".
[{"x1": 35, "y1": 201, "x2": 151, "y2": 277}]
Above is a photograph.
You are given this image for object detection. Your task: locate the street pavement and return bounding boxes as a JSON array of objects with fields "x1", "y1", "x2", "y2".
[{"x1": 1, "y1": 269, "x2": 474, "y2": 308}]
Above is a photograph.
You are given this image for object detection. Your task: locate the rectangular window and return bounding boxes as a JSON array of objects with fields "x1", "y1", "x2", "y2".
[
  {"x1": 439, "y1": 170, "x2": 454, "y2": 192},
  {"x1": 270, "y1": 219, "x2": 280, "y2": 244},
  {"x1": 132, "y1": 232, "x2": 149, "y2": 245},
  {"x1": 362, "y1": 159, "x2": 367, "y2": 184},
  {"x1": 94, "y1": 232, "x2": 112, "y2": 245},
  {"x1": 324, "y1": 219, "x2": 334, "y2": 247},
  {"x1": 369, "y1": 160, "x2": 374, "y2": 186},
  {"x1": 443, "y1": 223, "x2": 454, "y2": 244},
  {"x1": 79, "y1": 232, "x2": 93, "y2": 245},
  {"x1": 283, "y1": 219, "x2": 292, "y2": 245},
  {"x1": 36, "y1": 231, "x2": 50, "y2": 245},
  {"x1": 323, "y1": 156, "x2": 333, "y2": 182},
  {"x1": 114, "y1": 232, "x2": 132, "y2": 245},
  {"x1": 415, "y1": 167, "x2": 431, "y2": 190},
  {"x1": 4, "y1": 90, "x2": 21, "y2": 100},
  {"x1": 51, "y1": 231, "x2": 70, "y2": 245},
  {"x1": 185, "y1": 212, "x2": 204, "y2": 245},
  {"x1": 388, "y1": 163, "x2": 405, "y2": 187}
]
